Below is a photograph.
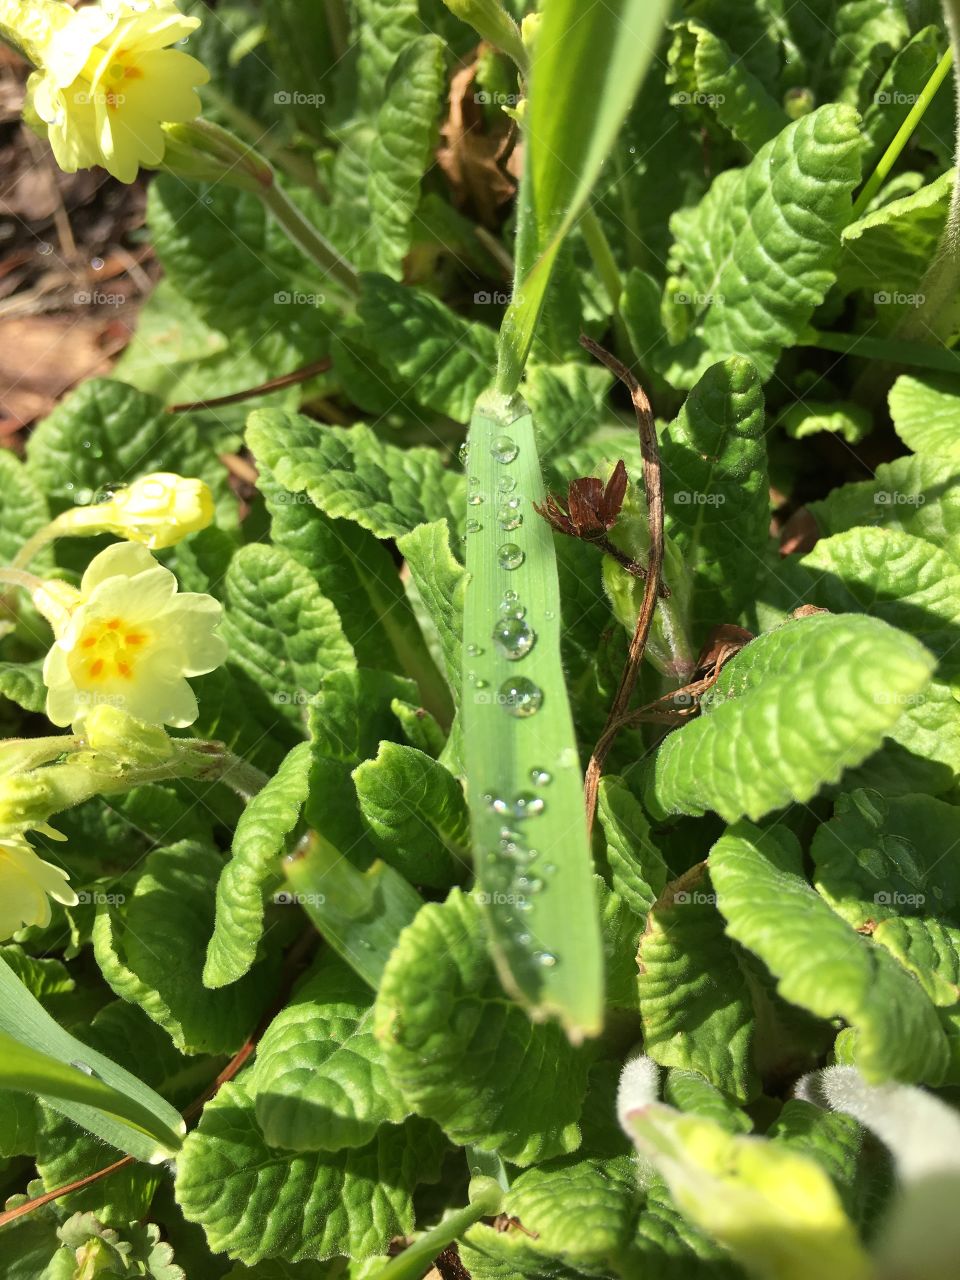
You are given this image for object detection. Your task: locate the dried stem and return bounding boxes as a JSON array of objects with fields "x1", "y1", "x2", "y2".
[
  {"x1": 166, "y1": 357, "x2": 332, "y2": 414},
  {"x1": 579, "y1": 335, "x2": 665, "y2": 833}
]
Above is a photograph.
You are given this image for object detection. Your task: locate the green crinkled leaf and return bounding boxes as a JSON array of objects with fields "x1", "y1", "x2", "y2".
[
  {"x1": 812, "y1": 789, "x2": 960, "y2": 1006},
  {"x1": 247, "y1": 412, "x2": 463, "y2": 539},
  {"x1": 0, "y1": 1089, "x2": 38, "y2": 1157},
  {"x1": 640, "y1": 104, "x2": 863, "y2": 387},
  {"x1": 353, "y1": 743, "x2": 470, "y2": 888},
  {"x1": 668, "y1": 19, "x2": 788, "y2": 153},
  {"x1": 830, "y1": 0, "x2": 910, "y2": 107},
  {"x1": 796, "y1": 527, "x2": 960, "y2": 672},
  {"x1": 711, "y1": 821, "x2": 951, "y2": 1083},
  {"x1": 390, "y1": 697, "x2": 446, "y2": 758},
  {"x1": 224, "y1": 544, "x2": 356, "y2": 725},
  {"x1": 205, "y1": 742, "x2": 313, "y2": 989},
  {"x1": 0, "y1": 450, "x2": 49, "y2": 567},
  {"x1": 859, "y1": 25, "x2": 945, "y2": 170},
  {"x1": 175, "y1": 1080, "x2": 443, "y2": 1264},
  {"x1": 837, "y1": 167, "x2": 953, "y2": 306},
  {"x1": 397, "y1": 519, "x2": 467, "y2": 709},
  {"x1": 809, "y1": 453, "x2": 960, "y2": 562},
  {"x1": 250, "y1": 954, "x2": 409, "y2": 1151},
  {"x1": 660, "y1": 357, "x2": 769, "y2": 638},
  {"x1": 889, "y1": 371, "x2": 960, "y2": 459},
  {"x1": 0, "y1": 661, "x2": 46, "y2": 714},
  {"x1": 368, "y1": 36, "x2": 446, "y2": 279},
  {"x1": 639, "y1": 866, "x2": 759, "y2": 1101},
  {"x1": 647, "y1": 613, "x2": 935, "y2": 822},
  {"x1": 462, "y1": 1154, "x2": 642, "y2": 1277},
  {"x1": 373, "y1": 888, "x2": 592, "y2": 1166},
  {"x1": 768, "y1": 1100, "x2": 870, "y2": 1227},
  {"x1": 357, "y1": 274, "x2": 497, "y2": 422},
  {"x1": 148, "y1": 177, "x2": 337, "y2": 374},
  {"x1": 779, "y1": 399, "x2": 872, "y2": 444},
  {"x1": 354, "y1": 0, "x2": 422, "y2": 118},
  {"x1": 304, "y1": 668, "x2": 421, "y2": 867},
  {"x1": 663, "y1": 1069, "x2": 753, "y2": 1134},
  {"x1": 93, "y1": 842, "x2": 276, "y2": 1055},
  {"x1": 597, "y1": 777, "x2": 669, "y2": 919},
  {"x1": 260, "y1": 466, "x2": 436, "y2": 683},
  {"x1": 0, "y1": 946, "x2": 72, "y2": 1000},
  {"x1": 524, "y1": 362, "x2": 613, "y2": 458},
  {"x1": 25, "y1": 378, "x2": 233, "y2": 515}
]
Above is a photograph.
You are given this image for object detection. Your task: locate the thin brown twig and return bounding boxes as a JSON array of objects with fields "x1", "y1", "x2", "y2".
[
  {"x1": 166, "y1": 357, "x2": 332, "y2": 414},
  {"x1": 579, "y1": 335, "x2": 665, "y2": 834}
]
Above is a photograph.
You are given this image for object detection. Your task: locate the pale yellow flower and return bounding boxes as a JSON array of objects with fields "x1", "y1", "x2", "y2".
[
  {"x1": 0, "y1": 832, "x2": 77, "y2": 938},
  {"x1": 104, "y1": 472, "x2": 214, "y2": 548},
  {"x1": 27, "y1": 0, "x2": 209, "y2": 184},
  {"x1": 42, "y1": 541, "x2": 227, "y2": 729}
]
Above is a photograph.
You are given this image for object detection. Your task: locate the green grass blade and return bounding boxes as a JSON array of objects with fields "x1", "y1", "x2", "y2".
[
  {"x1": 462, "y1": 391, "x2": 603, "y2": 1040},
  {"x1": 0, "y1": 958, "x2": 184, "y2": 1161},
  {"x1": 496, "y1": 0, "x2": 671, "y2": 392}
]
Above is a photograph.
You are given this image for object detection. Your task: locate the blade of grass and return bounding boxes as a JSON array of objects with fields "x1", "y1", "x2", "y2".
[{"x1": 462, "y1": 391, "x2": 604, "y2": 1040}]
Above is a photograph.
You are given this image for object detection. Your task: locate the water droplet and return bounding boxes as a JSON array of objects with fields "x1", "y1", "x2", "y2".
[
  {"x1": 497, "y1": 498, "x2": 523, "y2": 531},
  {"x1": 488, "y1": 795, "x2": 512, "y2": 817},
  {"x1": 544, "y1": 609, "x2": 556, "y2": 621},
  {"x1": 518, "y1": 931, "x2": 531, "y2": 945},
  {"x1": 530, "y1": 767, "x2": 552, "y2": 786},
  {"x1": 468, "y1": 477, "x2": 484, "y2": 506},
  {"x1": 465, "y1": 518, "x2": 482, "y2": 535},
  {"x1": 513, "y1": 792, "x2": 545, "y2": 819},
  {"x1": 498, "y1": 475, "x2": 518, "y2": 494},
  {"x1": 491, "y1": 434, "x2": 519, "y2": 464},
  {"x1": 492, "y1": 617, "x2": 536, "y2": 661},
  {"x1": 497, "y1": 542, "x2": 525, "y2": 571},
  {"x1": 498, "y1": 677, "x2": 544, "y2": 717},
  {"x1": 502, "y1": 589, "x2": 519, "y2": 603},
  {"x1": 458, "y1": 442, "x2": 470, "y2": 465},
  {"x1": 536, "y1": 951, "x2": 558, "y2": 968},
  {"x1": 558, "y1": 747, "x2": 579, "y2": 768},
  {"x1": 466, "y1": 643, "x2": 484, "y2": 657},
  {"x1": 543, "y1": 862, "x2": 557, "y2": 874},
  {"x1": 70, "y1": 1060, "x2": 96, "y2": 1076},
  {"x1": 474, "y1": 678, "x2": 489, "y2": 689}
]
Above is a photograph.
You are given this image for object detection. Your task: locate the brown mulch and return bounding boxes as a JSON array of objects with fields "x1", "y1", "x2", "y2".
[{"x1": 0, "y1": 43, "x2": 157, "y2": 441}]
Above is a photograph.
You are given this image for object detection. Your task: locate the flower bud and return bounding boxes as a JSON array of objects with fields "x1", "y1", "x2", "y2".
[
  {"x1": 76, "y1": 473, "x2": 215, "y2": 550},
  {"x1": 441, "y1": 0, "x2": 528, "y2": 72},
  {"x1": 81, "y1": 705, "x2": 175, "y2": 765}
]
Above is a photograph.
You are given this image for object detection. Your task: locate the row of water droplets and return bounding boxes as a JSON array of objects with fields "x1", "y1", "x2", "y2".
[{"x1": 461, "y1": 425, "x2": 557, "y2": 970}]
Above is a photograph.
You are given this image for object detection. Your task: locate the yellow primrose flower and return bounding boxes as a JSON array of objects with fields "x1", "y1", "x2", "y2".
[
  {"x1": 42, "y1": 541, "x2": 227, "y2": 729},
  {"x1": 0, "y1": 832, "x2": 77, "y2": 938},
  {"x1": 102, "y1": 472, "x2": 215, "y2": 548},
  {"x1": 26, "y1": 0, "x2": 209, "y2": 184}
]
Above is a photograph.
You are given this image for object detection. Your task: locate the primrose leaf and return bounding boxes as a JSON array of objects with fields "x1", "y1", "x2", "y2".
[
  {"x1": 353, "y1": 743, "x2": 470, "y2": 888},
  {"x1": 647, "y1": 613, "x2": 935, "y2": 822},
  {"x1": 837, "y1": 167, "x2": 953, "y2": 307},
  {"x1": 860, "y1": 25, "x2": 946, "y2": 169},
  {"x1": 175, "y1": 1080, "x2": 444, "y2": 1264},
  {"x1": 888, "y1": 372, "x2": 960, "y2": 459},
  {"x1": 247, "y1": 411, "x2": 463, "y2": 538},
  {"x1": 0, "y1": 451, "x2": 49, "y2": 568},
  {"x1": 711, "y1": 821, "x2": 951, "y2": 1084},
  {"x1": 597, "y1": 776, "x2": 669, "y2": 919},
  {"x1": 810, "y1": 453, "x2": 960, "y2": 562},
  {"x1": 811, "y1": 790, "x2": 960, "y2": 1007},
  {"x1": 779, "y1": 400, "x2": 872, "y2": 444},
  {"x1": 660, "y1": 356, "x2": 769, "y2": 639},
  {"x1": 223, "y1": 544, "x2": 356, "y2": 724},
  {"x1": 25, "y1": 377, "x2": 232, "y2": 514},
  {"x1": 357, "y1": 274, "x2": 497, "y2": 422},
  {"x1": 668, "y1": 19, "x2": 788, "y2": 153},
  {"x1": 373, "y1": 889, "x2": 592, "y2": 1166},
  {"x1": 368, "y1": 36, "x2": 446, "y2": 279},
  {"x1": 250, "y1": 954, "x2": 409, "y2": 1152},
  {"x1": 147, "y1": 176, "x2": 336, "y2": 373},
  {"x1": 93, "y1": 842, "x2": 277, "y2": 1056},
  {"x1": 639, "y1": 866, "x2": 759, "y2": 1102},
  {"x1": 0, "y1": 662, "x2": 46, "y2": 714},
  {"x1": 204, "y1": 741, "x2": 313, "y2": 989},
  {"x1": 397, "y1": 519, "x2": 467, "y2": 708},
  {"x1": 524, "y1": 362, "x2": 613, "y2": 457},
  {"x1": 639, "y1": 104, "x2": 862, "y2": 387}
]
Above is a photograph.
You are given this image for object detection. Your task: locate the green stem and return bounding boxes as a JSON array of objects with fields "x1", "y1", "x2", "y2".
[
  {"x1": 373, "y1": 1180, "x2": 504, "y2": 1280},
  {"x1": 324, "y1": 0, "x2": 350, "y2": 62},
  {"x1": 851, "y1": 46, "x2": 954, "y2": 219},
  {"x1": 259, "y1": 179, "x2": 359, "y2": 294},
  {"x1": 206, "y1": 750, "x2": 270, "y2": 799},
  {"x1": 801, "y1": 327, "x2": 960, "y2": 374},
  {"x1": 580, "y1": 206, "x2": 630, "y2": 353}
]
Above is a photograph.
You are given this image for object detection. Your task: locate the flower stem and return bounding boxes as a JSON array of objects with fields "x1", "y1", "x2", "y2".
[
  {"x1": 851, "y1": 46, "x2": 953, "y2": 219},
  {"x1": 373, "y1": 1180, "x2": 504, "y2": 1280},
  {"x1": 259, "y1": 179, "x2": 359, "y2": 294}
]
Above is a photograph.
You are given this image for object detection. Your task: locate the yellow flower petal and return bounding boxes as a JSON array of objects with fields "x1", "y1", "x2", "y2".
[{"x1": 0, "y1": 833, "x2": 77, "y2": 939}]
